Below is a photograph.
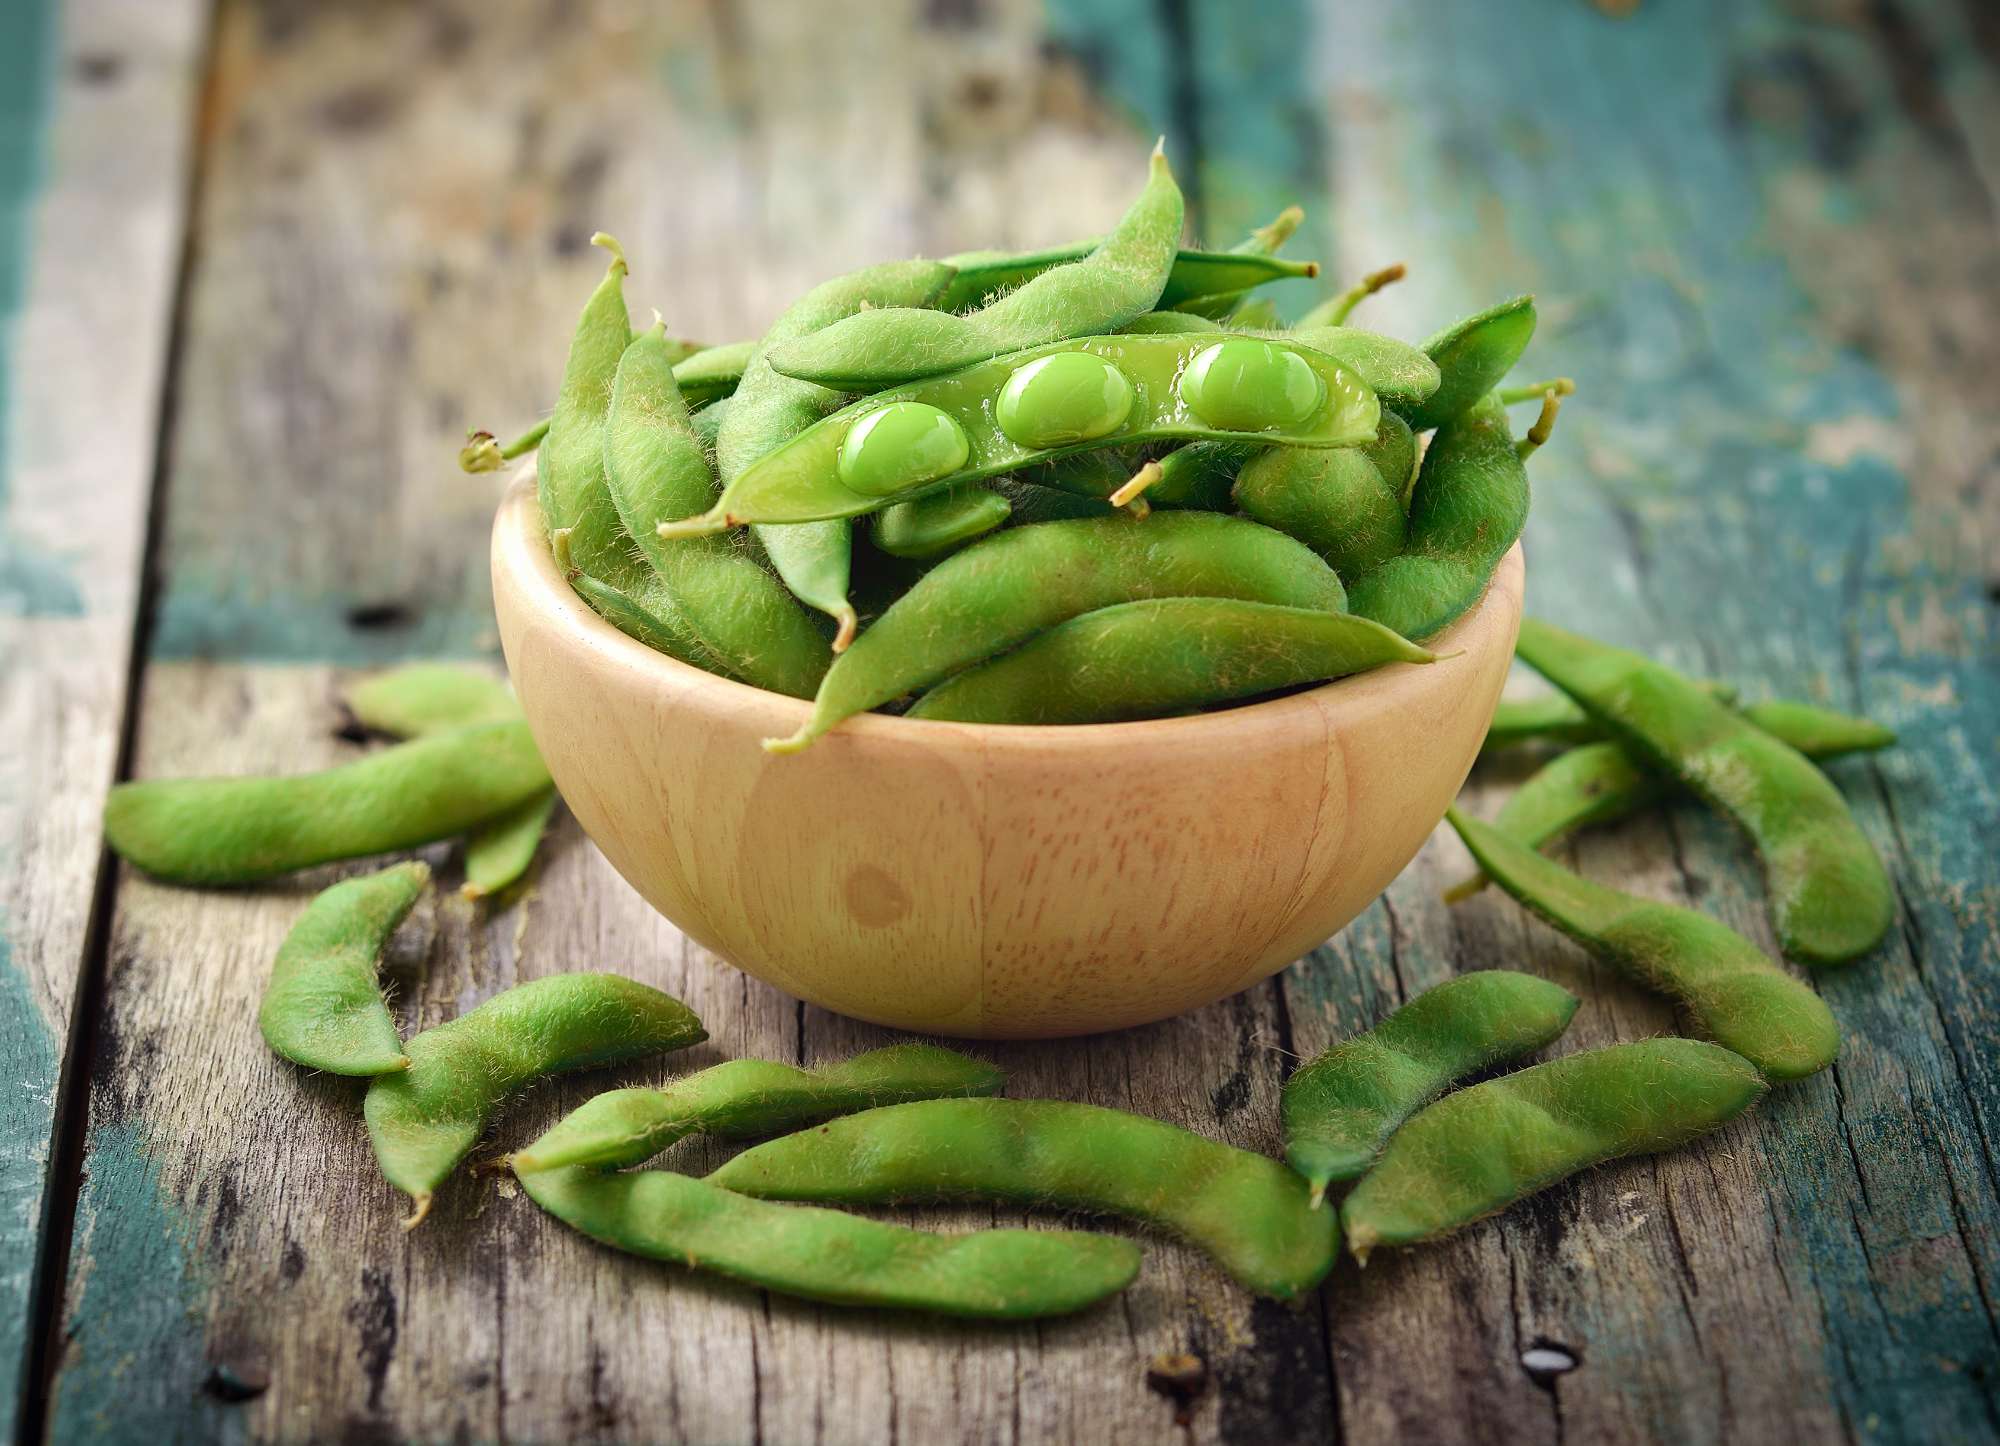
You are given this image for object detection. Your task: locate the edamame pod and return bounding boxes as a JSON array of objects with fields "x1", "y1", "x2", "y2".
[
  {"x1": 515, "y1": 1165, "x2": 1140, "y2": 1319},
  {"x1": 514, "y1": 1044, "x2": 1005, "y2": 1172},
  {"x1": 670, "y1": 338, "x2": 755, "y2": 406},
  {"x1": 1340, "y1": 1040, "x2": 1768, "y2": 1259},
  {"x1": 873, "y1": 483, "x2": 1013, "y2": 560},
  {"x1": 709, "y1": 1098, "x2": 1339, "y2": 1299},
  {"x1": 988, "y1": 475, "x2": 1119, "y2": 526},
  {"x1": 1280, "y1": 327, "x2": 1440, "y2": 412},
  {"x1": 1233, "y1": 415, "x2": 1415, "y2": 580},
  {"x1": 104, "y1": 720, "x2": 553, "y2": 886},
  {"x1": 1480, "y1": 681, "x2": 1737, "y2": 755},
  {"x1": 1282, "y1": 971, "x2": 1579, "y2": 1204},
  {"x1": 768, "y1": 512, "x2": 1350, "y2": 752},
  {"x1": 670, "y1": 333, "x2": 1380, "y2": 532},
  {"x1": 462, "y1": 791, "x2": 561, "y2": 900},
  {"x1": 604, "y1": 324, "x2": 829, "y2": 697},
  {"x1": 259, "y1": 861, "x2": 430, "y2": 1076},
  {"x1": 1116, "y1": 310, "x2": 1224, "y2": 336},
  {"x1": 1512, "y1": 620, "x2": 1895, "y2": 966},
  {"x1": 719, "y1": 259, "x2": 958, "y2": 649},
  {"x1": 1172, "y1": 206, "x2": 1310, "y2": 320},
  {"x1": 1447, "y1": 810, "x2": 1839, "y2": 1080},
  {"x1": 771, "y1": 146, "x2": 1183, "y2": 389},
  {"x1": 365, "y1": 973, "x2": 705, "y2": 1226},
  {"x1": 564, "y1": 566, "x2": 738, "y2": 679},
  {"x1": 907, "y1": 599, "x2": 1433, "y2": 725},
  {"x1": 1401, "y1": 295, "x2": 1537, "y2": 432}
]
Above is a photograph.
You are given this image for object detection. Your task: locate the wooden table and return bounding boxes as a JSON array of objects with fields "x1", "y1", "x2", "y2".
[{"x1": 5, "y1": 1, "x2": 1995, "y2": 1440}]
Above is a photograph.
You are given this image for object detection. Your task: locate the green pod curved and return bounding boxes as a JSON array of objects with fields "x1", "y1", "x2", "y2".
[
  {"x1": 1512, "y1": 620, "x2": 1894, "y2": 967},
  {"x1": 364, "y1": 974, "x2": 705, "y2": 1225},
  {"x1": 1282, "y1": 971, "x2": 1579, "y2": 1203},
  {"x1": 873, "y1": 482, "x2": 1012, "y2": 559},
  {"x1": 708, "y1": 1097, "x2": 1339, "y2": 1300},
  {"x1": 462, "y1": 790, "x2": 561, "y2": 900},
  {"x1": 943, "y1": 223, "x2": 1311, "y2": 319},
  {"x1": 1341, "y1": 1040, "x2": 1768, "y2": 1259},
  {"x1": 260, "y1": 861, "x2": 430, "y2": 1076},
  {"x1": 1447, "y1": 810, "x2": 1840, "y2": 1080},
  {"x1": 514, "y1": 1044, "x2": 1005, "y2": 1172},
  {"x1": 515, "y1": 1165, "x2": 1139, "y2": 1319},
  {"x1": 1402, "y1": 295, "x2": 1536, "y2": 432},
  {"x1": 344, "y1": 665, "x2": 517, "y2": 737},
  {"x1": 773, "y1": 148, "x2": 1183, "y2": 389},
  {"x1": 1480, "y1": 680, "x2": 1737, "y2": 755},
  {"x1": 670, "y1": 338, "x2": 755, "y2": 406},
  {"x1": 103, "y1": 720, "x2": 552, "y2": 886},
  {"x1": 907, "y1": 598, "x2": 1431, "y2": 725},
  {"x1": 1233, "y1": 420, "x2": 1411, "y2": 580},
  {"x1": 769, "y1": 512, "x2": 1350, "y2": 752}
]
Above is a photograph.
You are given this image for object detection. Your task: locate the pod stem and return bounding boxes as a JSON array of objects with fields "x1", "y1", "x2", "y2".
[
  {"x1": 400, "y1": 1192, "x2": 434, "y2": 1232},
  {"x1": 1246, "y1": 204, "x2": 1305, "y2": 255},
  {"x1": 1109, "y1": 461, "x2": 1164, "y2": 509},
  {"x1": 655, "y1": 511, "x2": 731, "y2": 541},
  {"x1": 551, "y1": 526, "x2": 576, "y2": 574},
  {"x1": 1496, "y1": 377, "x2": 1576, "y2": 405},
  {"x1": 831, "y1": 604, "x2": 859, "y2": 653},
  {"x1": 1439, "y1": 872, "x2": 1490, "y2": 905},
  {"x1": 459, "y1": 418, "x2": 550, "y2": 474},
  {"x1": 591, "y1": 231, "x2": 628, "y2": 276},
  {"x1": 1320, "y1": 263, "x2": 1407, "y2": 325},
  {"x1": 1517, "y1": 390, "x2": 1564, "y2": 460}
]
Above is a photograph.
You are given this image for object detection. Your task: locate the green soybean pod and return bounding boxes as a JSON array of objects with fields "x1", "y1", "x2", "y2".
[
  {"x1": 988, "y1": 475, "x2": 1120, "y2": 525},
  {"x1": 564, "y1": 566, "x2": 737, "y2": 680},
  {"x1": 1281, "y1": 326, "x2": 1440, "y2": 412},
  {"x1": 515, "y1": 1165, "x2": 1140, "y2": 1320},
  {"x1": 873, "y1": 482, "x2": 1013, "y2": 560},
  {"x1": 604, "y1": 324, "x2": 829, "y2": 697},
  {"x1": 1400, "y1": 294, "x2": 1537, "y2": 432},
  {"x1": 1340, "y1": 1040, "x2": 1768, "y2": 1260},
  {"x1": 1223, "y1": 296, "x2": 1284, "y2": 331},
  {"x1": 1480, "y1": 681, "x2": 1738, "y2": 755},
  {"x1": 907, "y1": 599, "x2": 1433, "y2": 726},
  {"x1": 1738, "y1": 699, "x2": 1898, "y2": 756},
  {"x1": 513, "y1": 1044, "x2": 1005, "y2": 1172},
  {"x1": 1447, "y1": 810, "x2": 1839, "y2": 1080},
  {"x1": 709, "y1": 1098, "x2": 1338, "y2": 1300},
  {"x1": 766, "y1": 144, "x2": 1184, "y2": 390},
  {"x1": 1115, "y1": 310, "x2": 1224, "y2": 336},
  {"x1": 365, "y1": 973, "x2": 705, "y2": 1226},
  {"x1": 463, "y1": 791, "x2": 561, "y2": 901},
  {"x1": 1513, "y1": 620, "x2": 1895, "y2": 967},
  {"x1": 767, "y1": 512, "x2": 1349, "y2": 752},
  {"x1": 103, "y1": 720, "x2": 553, "y2": 886},
  {"x1": 1233, "y1": 418, "x2": 1414, "y2": 580},
  {"x1": 259, "y1": 861, "x2": 430, "y2": 1076},
  {"x1": 1174, "y1": 205, "x2": 1311, "y2": 320},
  {"x1": 719, "y1": 260, "x2": 958, "y2": 650},
  {"x1": 1282, "y1": 971, "x2": 1579, "y2": 1205},
  {"x1": 669, "y1": 338, "x2": 755, "y2": 406}
]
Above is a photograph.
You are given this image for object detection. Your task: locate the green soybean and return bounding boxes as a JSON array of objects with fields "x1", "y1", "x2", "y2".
[
  {"x1": 670, "y1": 338, "x2": 755, "y2": 406},
  {"x1": 670, "y1": 333, "x2": 1379, "y2": 532},
  {"x1": 104, "y1": 721, "x2": 553, "y2": 886},
  {"x1": 720, "y1": 259, "x2": 957, "y2": 650},
  {"x1": 766, "y1": 145, "x2": 1183, "y2": 390},
  {"x1": 514, "y1": 1044, "x2": 1004, "y2": 1172},
  {"x1": 1448, "y1": 810, "x2": 1839, "y2": 1080},
  {"x1": 907, "y1": 599, "x2": 1432, "y2": 725},
  {"x1": 1233, "y1": 413, "x2": 1416, "y2": 580},
  {"x1": 873, "y1": 483, "x2": 1012, "y2": 560},
  {"x1": 1283, "y1": 971, "x2": 1578, "y2": 1204},
  {"x1": 1513, "y1": 620, "x2": 1894, "y2": 967},
  {"x1": 515, "y1": 1165, "x2": 1140, "y2": 1319},
  {"x1": 1480, "y1": 681, "x2": 1739, "y2": 755},
  {"x1": 604, "y1": 324, "x2": 829, "y2": 697},
  {"x1": 768, "y1": 512, "x2": 1349, "y2": 752},
  {"x1": 365, "y1": 973, "x2": 705, "y2": 1226},
  {"x1": 259, "y1": 861, "x2": 429, "y2": 1076},
  {"x1": 1401, "y1": 294, "x2": 1537, "y2": 432},
  {"x1": 709, "y1": 1098, "x2": 1338, "y2": 1300},
  {"x1": 1340, "y1": 1040, "x2": 1768, "y2": 1260}
]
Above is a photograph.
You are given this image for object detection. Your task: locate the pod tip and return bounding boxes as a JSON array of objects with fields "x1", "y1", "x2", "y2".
[
  {"x1": 831, "y1": 605, "x2": 859, "y2": 653},
  {"x1": 400, "y1": 1193, "x2": 434, "y2": 1232}
]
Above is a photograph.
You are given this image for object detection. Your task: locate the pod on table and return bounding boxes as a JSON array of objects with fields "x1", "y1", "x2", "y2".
[
  {"x1": 767, "y1": 512, "x2": 1350, "y2": 752},
  {"x1": 515, "y1": 1164, "x2": 1140, "y2": 1319},
  {"x1": 1480, "y1": 681, "x2": 1747, "y2": 755},
  {"x1": 1340, "y1": 1039, "x2": 1767, "y2": 1260},
  {"x1": 365, "y1": 973, "x2": 705, "y2": 1227},
  {"x1": 462, "y1": 791, "x2": 561, "y2": 900},
  {"x1": 1232, "y1": 413, "x2": 1416, "y2": 580},
  {"x1": 1447, "y1": 810, "x2": 1839, "y2": 1080},
  {"x1": 708, "y1": 1097, "x2": 1338, "y2": 1300},
  {"x1": 767, "y1": 146, "x2": 1182, "y2": 391},
  {"x1": 104, "y1": 720, "x2": 552, "y2": 886},
  {"x1": 718, "y1": 259, "x2": 958, "y2": 649},
  {"x1": 1400, "y1": 294, "x2": 1537, "y2": 432},
  {"x1": 604, "y1": 323, "x2": 829, "y2": 697},
  {"x1": 873, "y1": 483, "x2": 1013, "y2": 560},
  {"x1": 514, "y1": 1044, "x2": 1004, "y2": 1172},
  {"x1": 1282, "y1": 971, "x2": 1579, "y2": 1205},
  {"x1": 907, "y1": 599, "x2": 1433, "y2": 726},
  {"x1": 1512, "y1": 620, "x2": 1894, "y2": 967},
  {"x1": 668, "y1": 332, "x2": 1380, "y2": 533},
  {"x1": 669, "y1": 338, "x2": 755, "y2": 407},
  {"x1": 260, "y1": 861, "x2": 430, "y2": 1076},
  {"x1": 1449, "y1": 698, "x2": 1897, "y2": 901}
]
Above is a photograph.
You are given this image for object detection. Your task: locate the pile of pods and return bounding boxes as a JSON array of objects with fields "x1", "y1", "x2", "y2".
[{"x1": 465, "y1": 143, "x2": 1568, "y2": 750}]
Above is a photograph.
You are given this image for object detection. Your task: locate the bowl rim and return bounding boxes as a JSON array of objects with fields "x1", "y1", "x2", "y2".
[{"x1": 493, "y1": 470, "x2": 1524, "y2": 755}]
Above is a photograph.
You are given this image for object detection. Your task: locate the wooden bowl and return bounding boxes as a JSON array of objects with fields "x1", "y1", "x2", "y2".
[{"x1": 491, "y1": 475, "x2": 1524, "y2": 1038}]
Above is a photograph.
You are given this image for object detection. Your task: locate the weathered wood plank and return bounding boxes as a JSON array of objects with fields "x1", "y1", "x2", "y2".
[{"x1": 0, "y1": 0, "x2": 204, "y2": 1435}]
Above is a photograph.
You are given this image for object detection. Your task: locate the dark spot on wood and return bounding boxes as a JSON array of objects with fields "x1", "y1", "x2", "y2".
[
  {"x1": 1145, "y1": 1352, "x2": 1207, "y2": 1426},
  {"x1": 1984, "y1": 577, "x2": 2000, "y2": 606},
  {"x1": 208, "y1": 1165, "x2": 243, "y2": 1245},
  {"x1": 345, "y1": 1267, "x2": 399, "y2": 1412},
  {"x1": 317, "y1": 83, "x2": 403, "y2": 135},
  {"x1": 333, "y1": 708, "x2": 372, "y2": 745},
  {"x1": 1683, "y1": 873, "x2": 1712, "y2": 900},
  {"x1": 338, "y1": 1413, "x2": 402, "y2": 1445},
  {"x1": 203, "y1": 1359, "x2": 271, "y2": 1402},
  {"x1": 1521, "y1": 1338, "x2": 1582, "y2": 1388},
  {"x1": 1209, "y1": 1067, "x2": 1249, "y2": 1118},
  {"x1": 346, "y1": 602, "x2": 414, "y2": 632},
  {"x1": 1864, "y1": 0, "x2": 1957, "y2": 142},
  {"x1": 72, "y1": 52, "x2": 123, "y2": 85},
  {"x1": 281, "y1": 1237, "x2": 307, "y2": 1283}
]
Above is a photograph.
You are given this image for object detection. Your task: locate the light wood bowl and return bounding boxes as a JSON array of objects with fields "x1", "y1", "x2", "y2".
[{"x1": 491, "y1": 475, "x2": 1524, "y2": 1038}]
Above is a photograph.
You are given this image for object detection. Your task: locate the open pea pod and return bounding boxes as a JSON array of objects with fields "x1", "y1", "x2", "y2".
[{"x1": 661, "y1": 333, "x2": 1379, "y2": 534}]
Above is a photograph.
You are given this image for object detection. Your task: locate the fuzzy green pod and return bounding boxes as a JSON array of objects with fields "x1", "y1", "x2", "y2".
[
  {"x1": 1282, "y1": 971, "x2": 1579, "y2": 1204},
  {"x1": 259, "y1": 861, "x2": 430, "y2": 1076},
  {"x1": 1401, "y1": 295, "x2": 1536, "y2": 432},
  {"x1": 670, "y1": 338, "x2": 755, "y2": 406},
  {"x1": 873, "y1": 483, "x2": 1013, "y2": 560}
]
